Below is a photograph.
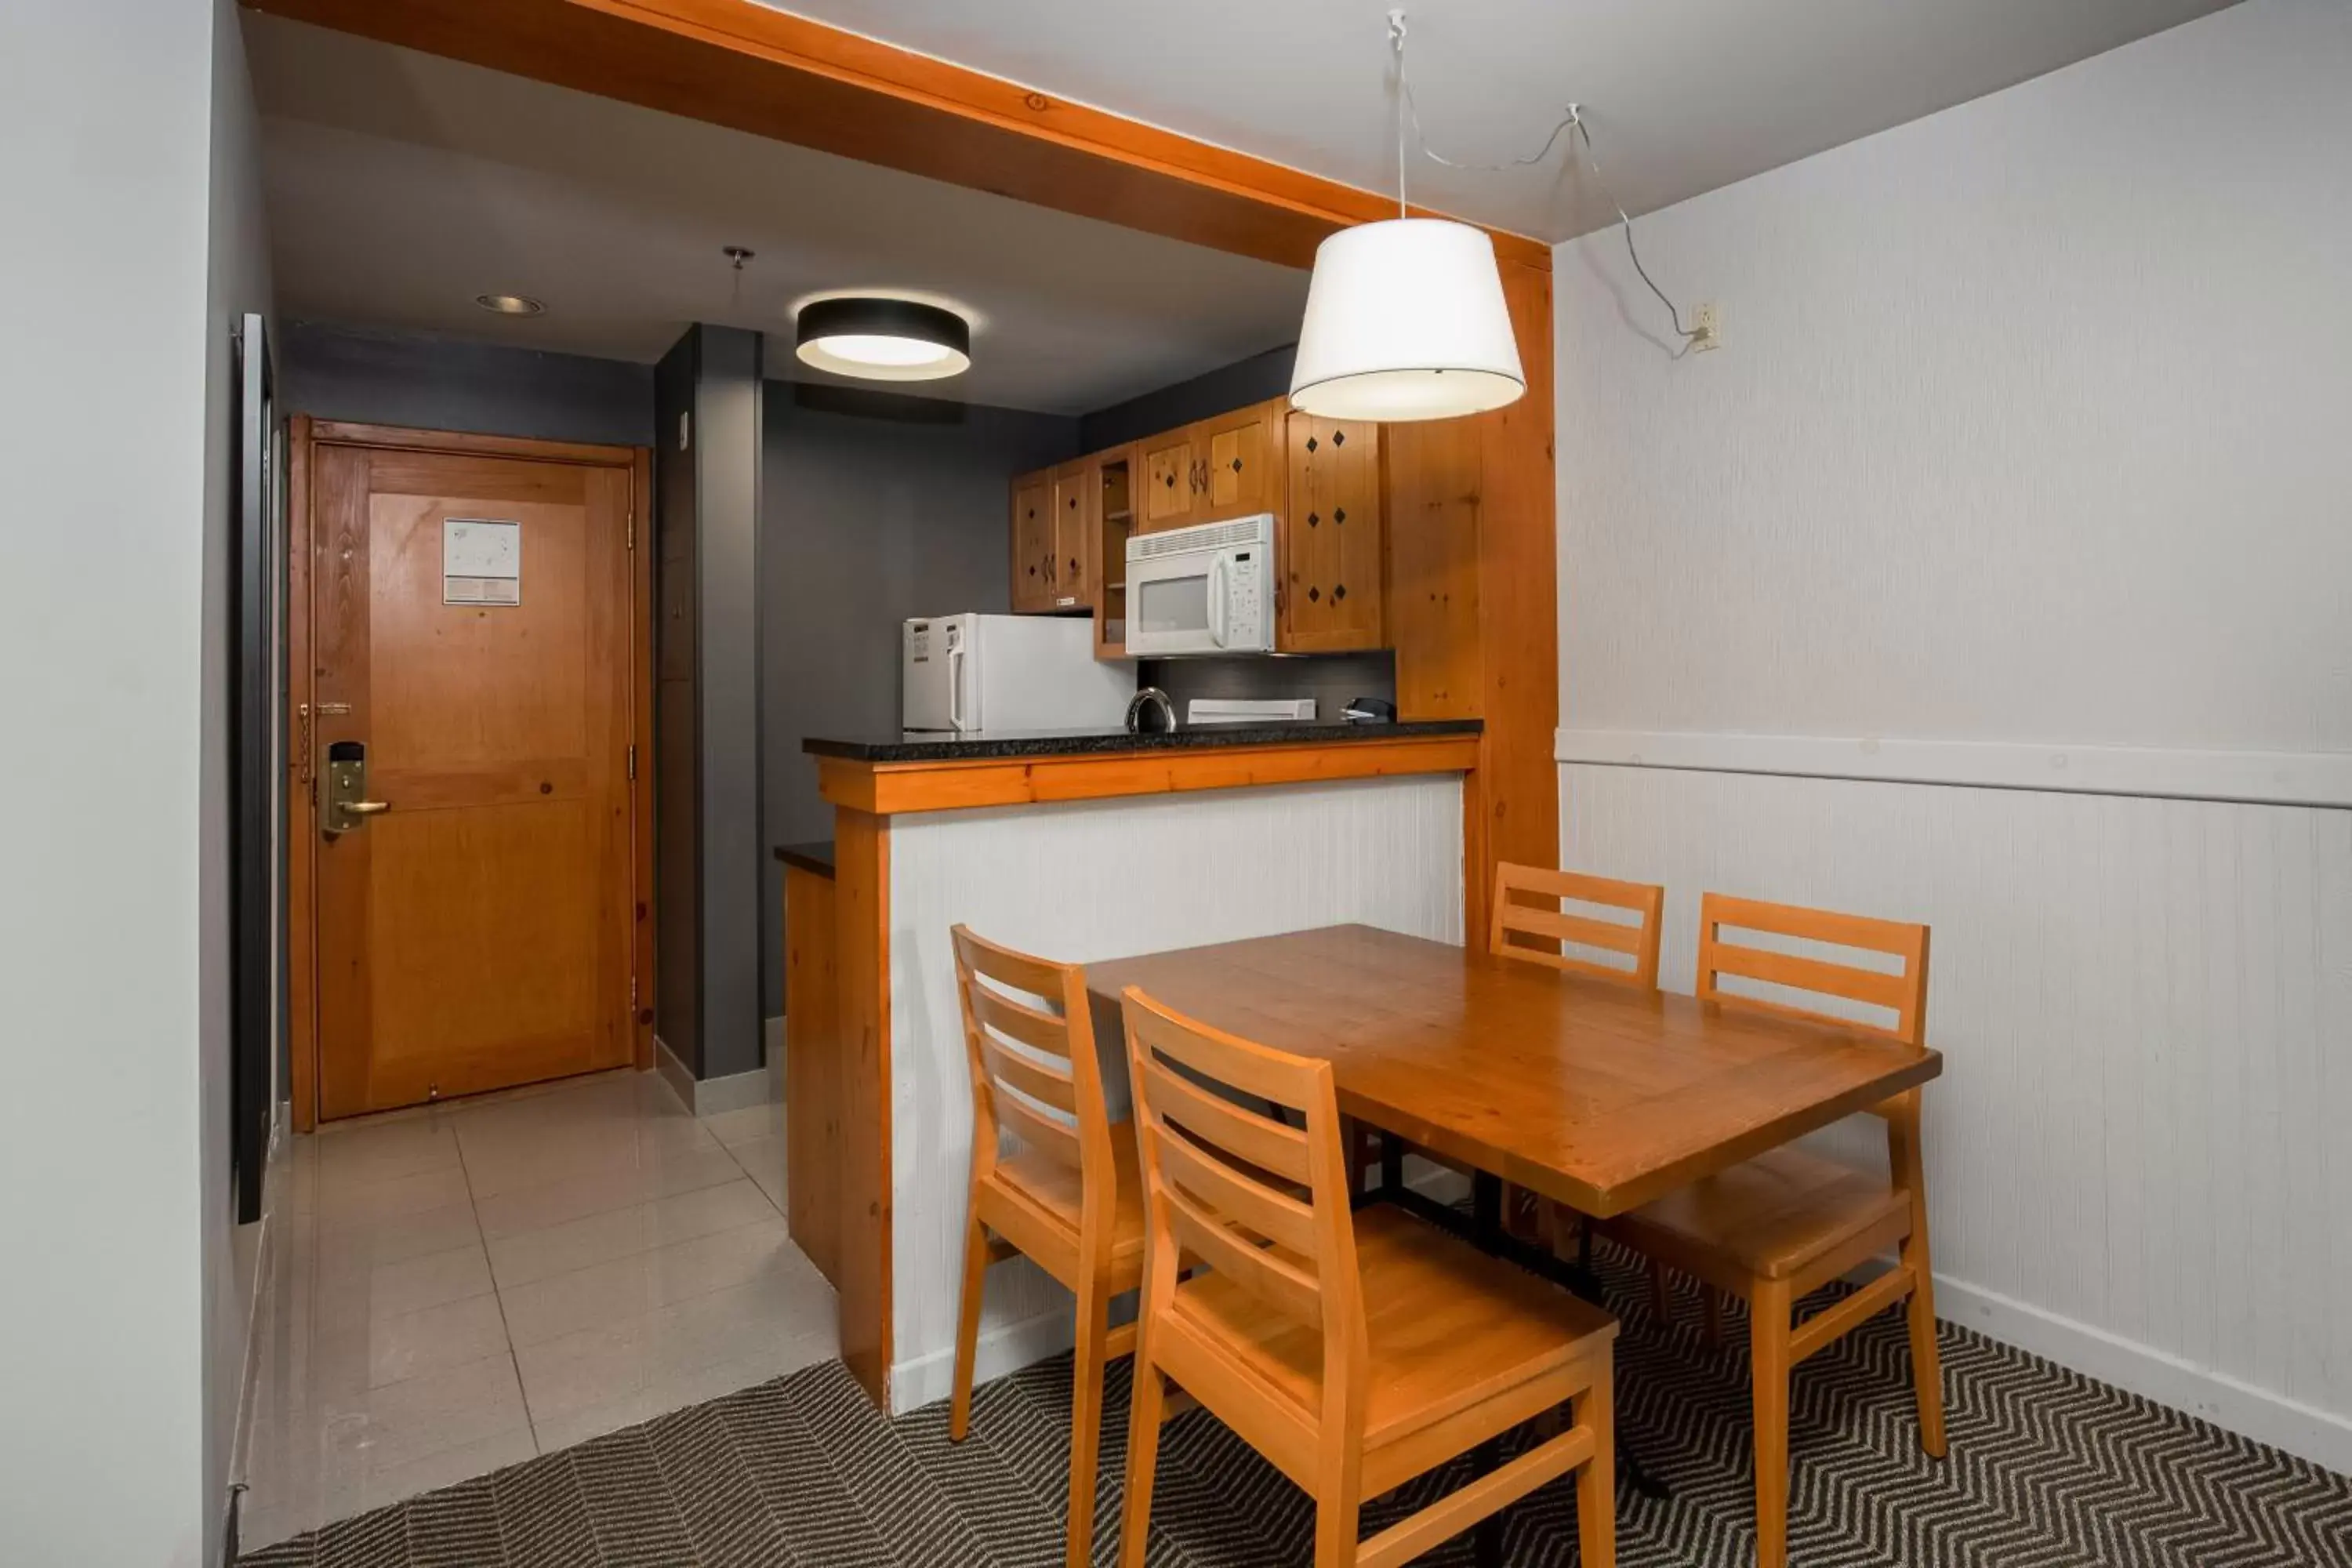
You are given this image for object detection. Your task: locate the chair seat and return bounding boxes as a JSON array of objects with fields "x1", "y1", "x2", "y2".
[
  {"x1": 988, "y1": 1120, "x2": 1147, "y2": 1284},
  {"x1": 1613, "y1": 1145, "x2": 1909, "y2": 1281},
  {"x1": 1170, "y1": 1203, "x2": 1617, "y2": 1454}
]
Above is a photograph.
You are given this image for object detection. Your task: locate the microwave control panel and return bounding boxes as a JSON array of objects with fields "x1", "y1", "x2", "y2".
[{"x1": 1227, "y1": 550, "x2": 1265, "y2": 633}]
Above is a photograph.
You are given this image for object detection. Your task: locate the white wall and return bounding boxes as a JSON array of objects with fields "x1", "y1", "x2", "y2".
[
  {"x1": 0, "y1": 2, "x2": 265, "y2": 1562},
  {"x1": 886, "y1": 775, "x2": 1465, "y2": 1411},
  {"x1": 204, "y1": 0, "x2": 277, "y2": 1552},
  {"x1": 1552, "y1": 0, "x2": 2352, "y2": 1471}
]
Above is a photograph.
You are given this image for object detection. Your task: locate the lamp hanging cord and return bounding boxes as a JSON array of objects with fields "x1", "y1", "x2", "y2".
[{"x1": 1387, "y1": 9, "x2": 1699, "y2": 343}]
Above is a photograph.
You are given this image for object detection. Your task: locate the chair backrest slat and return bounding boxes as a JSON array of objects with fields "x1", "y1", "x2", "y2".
[
  {"x1": 1161, "y1": 1181, "x2": 1326, "y2": 1325},
  {"x1": 1156, "y1": 1118, "x2": 1318, "y2": 1257},
  {"x1": 952, "y1": 924, "x2": 1107, "y2": 1183},
  {"x1": 1124, "y1": 987, "x2": 1362, "y2": 1343},
  {"x1": 1490, "y1": 862, "x2": 1665, "y2": 989},
  {"x1": 980, "y1": 1034, "x2": 1078, "y2": 1116},
  {"x1": 993, "y1": 1085, "x2": 1085, "y2": 1165},
  {"x1": 969, "y1": 982, "x2": 1070, "y2": 1058},
  {"x1": 1696, "y1": 893, "x2": 1929, "y2": 1048}
]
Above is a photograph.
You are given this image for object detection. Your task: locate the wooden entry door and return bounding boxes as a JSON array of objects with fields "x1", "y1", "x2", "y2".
[{"x1": 309, "y1": 432, "x2": 644, "y2": 1120}]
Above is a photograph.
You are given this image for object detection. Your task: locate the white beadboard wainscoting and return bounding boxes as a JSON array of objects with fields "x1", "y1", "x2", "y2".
[
  {"x1": 884, "y1": 774, "x2": 1466, "y2": 1413},
  {"x1": 1557, "y1": 758, "x2": 2352, "y2": 1472}
]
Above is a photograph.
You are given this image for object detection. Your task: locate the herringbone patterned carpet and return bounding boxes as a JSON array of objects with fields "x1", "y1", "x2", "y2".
[{"x1": 240, "y1": 1244, "x2": 2352, "y2": 1566}]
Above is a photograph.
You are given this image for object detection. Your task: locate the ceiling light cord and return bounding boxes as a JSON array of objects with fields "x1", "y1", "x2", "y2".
[{"x1": 1387, "y1": 9, "x2": 1698, "y2": 343}]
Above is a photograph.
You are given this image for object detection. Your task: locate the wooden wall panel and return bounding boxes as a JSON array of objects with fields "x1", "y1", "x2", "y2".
[
  {"x1": 783, "y1": 864, "x2": 840, "y2": 1284},
  {"x1": 830, "y1": 808, "x2": 891, "y2": 1403},
  {"x1": 1386, "y1": 260, "x2": 1559, "y2": 948},
  {"x1": 1471, "y1": 259, "x2": 1562, "y2": 947}
]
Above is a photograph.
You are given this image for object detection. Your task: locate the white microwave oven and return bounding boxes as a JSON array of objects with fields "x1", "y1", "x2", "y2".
[{"x1": 1122, "y1": 514, "x2": 1276, "y2": 657}]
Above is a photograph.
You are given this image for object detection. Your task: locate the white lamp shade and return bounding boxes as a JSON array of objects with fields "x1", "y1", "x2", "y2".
[{"x1": 1288, "y1": 218, "x2": 1525, "y2": 422}]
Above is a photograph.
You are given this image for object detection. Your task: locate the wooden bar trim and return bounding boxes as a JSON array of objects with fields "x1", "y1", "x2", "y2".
[
  {"x1": 305, "y1": 419, "x2": 644, "y2": 466},
  {"x1": 832, "y1": 807, "x2": 892, "y2": 1403},
  {"x1": 285, "y1": 416, "x2": 318, "y2": 1133},
  {"x1": 817, "y1": 735, "x2": 1479, "y2": 815},
  {"x1": 242, "y1": 0, "x2": 1548, "y2": 272},
  {"x1": 627, "y1": 448, "x2": 655, "y2": 1068}
]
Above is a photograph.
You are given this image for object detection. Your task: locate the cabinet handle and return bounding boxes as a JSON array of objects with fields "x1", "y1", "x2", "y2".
[{"x1": 1230, "y1": 457, "x2": 1242, "y2": 474}]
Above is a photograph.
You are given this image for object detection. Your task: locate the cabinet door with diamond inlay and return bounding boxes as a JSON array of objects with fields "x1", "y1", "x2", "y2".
[
  {"x1": 1196, "y1": 401, "x2": 1279, "y2": 520},
  {"x1": 1279, "y1": 412, "x2": 1383, "y2": 652},
  {"x1": 1139, "y1": 428, "x2": 1200, "y2": 533}
]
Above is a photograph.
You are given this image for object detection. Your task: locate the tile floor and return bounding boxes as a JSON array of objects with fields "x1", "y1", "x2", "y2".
[{"x1": 238, "y1": 1069, "x2": 837, "y2": 1550}]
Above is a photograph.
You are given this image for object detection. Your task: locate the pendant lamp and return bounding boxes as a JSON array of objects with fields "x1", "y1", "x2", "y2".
[{"x1": 1289, "y1": 13, "x2": 1523, "y2": 423}]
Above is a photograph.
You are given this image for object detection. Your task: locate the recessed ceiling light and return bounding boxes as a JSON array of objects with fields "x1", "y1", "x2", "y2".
[
  {"x1": 474, "y1": 293, "x2": 545, "y2": 317},
  {"x1": 794, "y1": 297, "x2": 971, "y2": 382}
]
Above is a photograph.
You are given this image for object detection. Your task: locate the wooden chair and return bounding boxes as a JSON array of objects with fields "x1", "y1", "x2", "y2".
[
  {"x1": 948, "y1": 925, "x2": 1143, "y2": 1568},
  {"x1": 1602, "y1": 895, "x2": 1944, "y2": 1568},
  {"x1": 1490, "y1": 862, "x2": 1665, "y2": 989},
  {"x1": 1117, "y1": 985, "x2": 1619, "y2": 1568},
  {"x1": 1489, "y1": 863, "x2": 1667, "y2": 1243}
]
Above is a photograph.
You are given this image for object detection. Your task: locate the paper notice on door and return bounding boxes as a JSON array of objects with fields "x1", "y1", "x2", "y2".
[{"x1": 443, "y1": 517, "x2": 521, "y2": 605}]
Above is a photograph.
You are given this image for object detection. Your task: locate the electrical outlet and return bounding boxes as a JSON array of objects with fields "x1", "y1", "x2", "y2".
[{"x1": 1691, "y1": 301, "x2": 1722, "y2": 351}]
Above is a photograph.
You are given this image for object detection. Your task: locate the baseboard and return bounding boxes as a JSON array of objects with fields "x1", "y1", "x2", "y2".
[
  {"x1": 692, "y1": 1065, "x2": 772, "y2": 1117},
  {"x1": 1846, "y1": 1255, "x2": 2352, "y2": 1475},
  {"x1": 764, "y1": 1013, "x2": 782, "y2": 1069},
  {"x1": 652, "y1": 1034, "x2": 696, "y2": 1109},
  {"x1": 227, "y1": 1102, "x2": 292, "y2": 1540},
  {"x1": 890, "y1": 1308, "x2": 1080, "y2": 1417}
]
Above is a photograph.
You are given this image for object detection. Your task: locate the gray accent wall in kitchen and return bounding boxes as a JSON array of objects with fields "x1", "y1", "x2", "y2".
[
  {"x1": 279, "y1": 320, "x2": 654, "y2": 446},
  {"x1": 760, "y1": 383, "x2": 1085, "y2": 1014},
  {"x1": 1077, "y1": 343, "x2": 1294, "y2": 452}
]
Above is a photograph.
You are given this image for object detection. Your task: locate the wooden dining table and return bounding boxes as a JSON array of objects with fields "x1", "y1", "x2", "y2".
[
  {"x1": 1084, "y1": 923, "x2": 1944, "y2": 1221},
  {"x1": 1085, "y1": 921, "x2": 1945, "y2": 1512}
]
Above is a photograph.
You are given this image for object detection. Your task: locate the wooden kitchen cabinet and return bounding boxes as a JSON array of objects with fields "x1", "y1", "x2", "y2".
[
  {"x1": 1136, "y1": 399, "x2": 1282, "y2": 534},
  {"x1": 1013, "y1": 399, "x2": 1383, "y2": 650},
  {"x1": 1196, "y1": 400, "x2": 1280, "y2": 519},
  {"x1": 1010, "y1": 468, "x2": 1055, "y2": 613},
  {"x1": 1050, "y1": 457, "x2": 1096, "y2": 611},
  {"x1": 1279, "y1": 411, "x2": 1385, "y2": 652},
  {"x1": 1138, "y1": 425, "x2": 1200, "y2": 532}
]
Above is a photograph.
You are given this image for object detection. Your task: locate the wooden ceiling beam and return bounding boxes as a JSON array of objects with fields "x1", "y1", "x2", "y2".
[{"x1": 242, "y1": 0, "x2": 1551, "y2": 273}]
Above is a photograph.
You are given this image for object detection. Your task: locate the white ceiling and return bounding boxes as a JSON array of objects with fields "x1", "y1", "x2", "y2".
[
  {"x1": 243, "y1": 16, "x2": 1311, "y2": 413},
  {"x1": 758, "y1": 0, "x2": 2238, "y2": 241}
]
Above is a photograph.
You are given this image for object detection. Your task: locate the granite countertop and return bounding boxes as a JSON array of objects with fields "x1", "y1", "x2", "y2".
[
  {"x1": 772, "y1": 840, "x2": 836, "y2": 877},
  {"x1": 803, "y1": 717, "x2": 1482, "y2": 764}
]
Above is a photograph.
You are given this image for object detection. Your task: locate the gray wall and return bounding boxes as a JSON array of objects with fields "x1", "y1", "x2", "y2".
[
  {"x1": 693, "y1": 330, "x2": 766, "y2": 1081},
  {"x1": 760, "y1": 383, "x2": 1081, "y2": 1014},
  {"x1": 1078, "y1": 343, "x2": 1292, "y2": 452},
  {"x1": 280, "y1": 320, "x2": 654, "y2": 447},
  {"x1": 0, "y1": 0, "x2": 240, "y2": 1559},
  {"x1": 652, "y1": 326, "x2": 768, "y2": 1082},
  {"x1": 204, "y1": 1, "x2": 275, "y2": 1552}
]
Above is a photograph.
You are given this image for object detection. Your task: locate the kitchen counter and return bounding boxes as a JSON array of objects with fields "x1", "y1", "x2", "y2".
[
  {"x1": 803, "y1": 717, "x2": 1481, "y2": 764},
  {"x1": 806, "y1": 720, "x2": 1483, "y2": 818},
  {"x1": 789, "y1": 712, "x2": 1490, "y2": 1409}
]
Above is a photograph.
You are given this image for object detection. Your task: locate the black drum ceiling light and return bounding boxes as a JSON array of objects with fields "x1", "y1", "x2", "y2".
[{"x1": 793, "y1": 297, "x2": 972, "y2": 382}]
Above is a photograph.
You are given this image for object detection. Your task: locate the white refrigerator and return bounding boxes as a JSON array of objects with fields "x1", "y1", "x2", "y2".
[{"x1": 902, "y1": 614, "x2": 1134, "y2": 734}]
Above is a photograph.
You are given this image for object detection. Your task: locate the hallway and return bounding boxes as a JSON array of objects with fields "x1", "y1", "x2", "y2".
[{"x1": 239, "y1": 1070, "x2": 836, "y2": 1549}]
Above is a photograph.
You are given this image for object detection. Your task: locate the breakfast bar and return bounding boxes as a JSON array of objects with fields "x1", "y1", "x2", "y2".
[{"x1": 786, "y1": 720, "x2": 1483, "y2": 1410}]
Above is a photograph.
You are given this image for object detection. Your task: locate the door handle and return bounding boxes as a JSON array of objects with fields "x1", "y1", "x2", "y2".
[{"x1": 322, "y1": 739, "x2": 389, "y2": 837}]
